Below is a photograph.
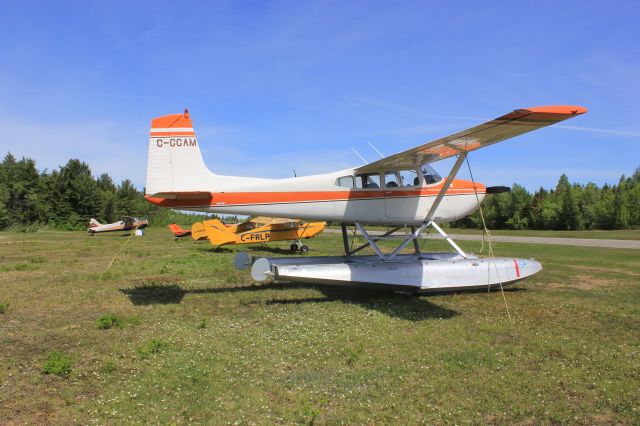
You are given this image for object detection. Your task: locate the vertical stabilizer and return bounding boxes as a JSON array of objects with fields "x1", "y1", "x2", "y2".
[{"x1": 146, "y1": 110, "x2": 216, "y2": 195}]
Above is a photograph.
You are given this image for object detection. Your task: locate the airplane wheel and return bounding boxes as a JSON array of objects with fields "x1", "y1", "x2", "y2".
[
  {"x1": 290, "y1": 243, "x2": 299, "y2": 252},
  {"x1": 300, "y1": 245, "x2": 309, "y2": 253}
]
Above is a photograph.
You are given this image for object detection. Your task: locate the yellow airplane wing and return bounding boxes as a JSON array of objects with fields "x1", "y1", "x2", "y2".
[{"x1": 249, "y1": 216, "x2": 301, "y2": 226}]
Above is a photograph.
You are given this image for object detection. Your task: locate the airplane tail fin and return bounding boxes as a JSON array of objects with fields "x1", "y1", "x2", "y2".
[
  {"x1": 191, "y1": 222, "x2": 208, "y2": 240},
  {"x1": 146, "y1": 110, "x2": 216, "y2": 195},
  {"x1": 168, "y1": 224, "x2": 184, "y2": 236},
  {"x1": 89, "y1": 218, "x2": 101, "y2": 228}
]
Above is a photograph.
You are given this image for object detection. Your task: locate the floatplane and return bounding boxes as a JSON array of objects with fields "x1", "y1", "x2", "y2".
[{"x1": 145, "y1": 106, "x2": 587, "y2": 292}]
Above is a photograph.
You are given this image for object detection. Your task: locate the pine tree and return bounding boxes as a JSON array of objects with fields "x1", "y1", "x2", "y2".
[
  {"x1": 0, "y1": 154, "x2": 16, "y2": 227},
  {"x1": 560, "y1": 186, "x2": 581, "y2": 230},
  {"x1": 505, "y1": 184, "x2": 531, "y2": 229},
  {"x1": 614, "y1": 175, "x2": 630, "y2": 229},
  {"x1": 116, "y1": 180, "x2": 140, "y2": 217},
  {"x1": 577, "y1": 183, "x2": 600, "y2": 230}
]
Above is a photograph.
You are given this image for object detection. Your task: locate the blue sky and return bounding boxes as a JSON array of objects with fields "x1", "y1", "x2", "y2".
[{"x1": 1, "y1": 0, "x2": 638, "y2": 191}]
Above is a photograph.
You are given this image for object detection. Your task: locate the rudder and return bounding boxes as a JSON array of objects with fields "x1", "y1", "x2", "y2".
[{"x1": 146, "y1": 110, "x2": 216, "y2": 195}]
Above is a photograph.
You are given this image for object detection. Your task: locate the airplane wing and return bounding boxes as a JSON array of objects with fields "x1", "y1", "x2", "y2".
[
  {"x1": 250, "y1": 216, "x2": 300, "y2": 225},
  {"x1": 355, "y1": 105, "x2": 587, "y2": 173}
]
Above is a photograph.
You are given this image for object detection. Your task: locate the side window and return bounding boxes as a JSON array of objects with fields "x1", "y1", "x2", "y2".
[
  {"x1": 422, "y1": 164, "x2": 442, "y2": 185},
  {"x1": 335, "y1": 176, "x2": 354, "y2": 188},
  {"x1": 398, "y1": 170, "x2": 419, "y2": 187},
  {"x1": 355, "y1": 173, "x2": 381, "y2": 189},
  {"x1": 384, "y1": 172, "x2": 400, "y2": 187}
]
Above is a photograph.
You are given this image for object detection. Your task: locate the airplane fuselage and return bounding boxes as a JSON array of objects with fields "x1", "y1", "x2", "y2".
[{"x1": 146, "y1": 168, "x2": 485, "y2": 226}]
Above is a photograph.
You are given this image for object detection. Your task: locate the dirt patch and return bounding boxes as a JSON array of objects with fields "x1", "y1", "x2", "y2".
[
  {"x1": 546, "y1": 274, "x2": 619, "y2": 290},
  {"x1": 568, "y1": 264, "x2": 640, "y2": 277},
  {"x1": 573, "y1": 274, "x2": 619, "y2": 290}
]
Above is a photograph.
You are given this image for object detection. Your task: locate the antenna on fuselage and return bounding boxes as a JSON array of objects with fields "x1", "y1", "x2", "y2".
[
  {"x1": 367, "y1": 141, "x2": 385, "y2": 158},
  {"x1": 293, "y1": 169, "x2": 297, "y2": 177},
  {"x1": 351, "y1": 148, "x2": 368, "y2": 165}
]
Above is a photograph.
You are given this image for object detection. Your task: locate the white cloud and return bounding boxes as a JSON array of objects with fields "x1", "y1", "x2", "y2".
[{"x1": 554, "y1": 124, "x2": 640, "y2": 138}]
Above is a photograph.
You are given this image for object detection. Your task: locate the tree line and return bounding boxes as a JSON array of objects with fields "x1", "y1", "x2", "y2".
[
  {"x1": 0, "y1": 153, "x2": 223, "y2": 231},
  {"x1": 452, "y1": 170, "x2": 640, "y2": 230},
  {"x1": 1, "y1": 152, "x2": 638, "y2": 231}
]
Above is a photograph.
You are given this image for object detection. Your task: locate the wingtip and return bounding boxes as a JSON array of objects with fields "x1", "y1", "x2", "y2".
[{"x1": 520, "y1": 105, "x2": 588, "y2": 115}]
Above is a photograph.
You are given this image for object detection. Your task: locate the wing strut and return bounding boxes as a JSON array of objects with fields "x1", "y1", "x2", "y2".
[
  {"x1": 339, "y1": 151, "x2": 470, "y2": 261},
  {"x1": 425, "y1": 152, "x2": 468, "y2": 222},
  {"x1": 421, "y1": 151, "x2": 469, "y2": 258}
]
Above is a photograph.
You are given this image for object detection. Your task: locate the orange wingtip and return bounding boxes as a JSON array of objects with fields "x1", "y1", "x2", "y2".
[{"x1": 520, "y1": 105, "x2": 588, "y2": 115}]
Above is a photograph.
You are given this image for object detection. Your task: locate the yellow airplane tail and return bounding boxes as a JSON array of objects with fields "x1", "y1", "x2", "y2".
[
  {"x1": 202, "y1": 219, "x2": 237, "y2": 246},
  {"x1": 191, "y1": 222, "x2": 208, "y2": 240}
]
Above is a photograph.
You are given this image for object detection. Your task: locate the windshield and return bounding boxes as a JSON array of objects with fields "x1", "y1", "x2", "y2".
[{"x1": 421, "y1": 164, "x2": 442, "y2": 185}]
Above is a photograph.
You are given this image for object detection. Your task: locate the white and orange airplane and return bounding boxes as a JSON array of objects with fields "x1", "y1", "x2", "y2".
[
  {"x1": 88, "y1": 217, "x2": 149, "y2": 235},
  {"x1": 145, "y1": 106, "x2": 587, "y2": 292}
]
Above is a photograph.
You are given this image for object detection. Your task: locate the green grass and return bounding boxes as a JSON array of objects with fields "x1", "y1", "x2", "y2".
[
  {"x1": 97, "y1": 313, "x2": 123, "y2": 330},
  {"x1": 41, "y1": 351, "x2": 72, "y2": 377},
  {"x1": 0, "y1": 229, "x2": 638, "y2": 423}
]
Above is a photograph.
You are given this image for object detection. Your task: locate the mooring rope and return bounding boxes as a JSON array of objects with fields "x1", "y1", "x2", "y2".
[
  {"x1": 465, "y1": 156, "x2": 513, "y2": 324},
  {"x1": 105, "y1": 223, "x2": 140, "y2": 272}
]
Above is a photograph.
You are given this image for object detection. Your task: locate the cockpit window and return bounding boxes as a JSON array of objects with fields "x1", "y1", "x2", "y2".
[
  {"x1": 355, "y1": 173, "x2": 381, "y2": 189},
  {"x1": 398, "y1": 170, "x2": 419, "y2": 187},
  {"x1": 335, "y1": 176, "x2": 354, "y2": 188},
  {"x1": 384, "y1": 172, "x2": 399, "y2": 187},
  {"x1": 422, "y1": 164, "x2": 442, "y2": 185}
]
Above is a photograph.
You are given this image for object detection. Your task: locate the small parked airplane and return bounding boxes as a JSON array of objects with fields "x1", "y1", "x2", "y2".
[
  {"x1": 88, "y1": 217, "x2": 149, "y2": 235},
  {"x1": 145, "y1": 106, "x2": 587, "y2": 292},
  {"x1": 168, "y1": 223, "x2": 192, "y2": 238},
  {"x1": 191, "y1": 217, "x2": 325, "y2": 251}
]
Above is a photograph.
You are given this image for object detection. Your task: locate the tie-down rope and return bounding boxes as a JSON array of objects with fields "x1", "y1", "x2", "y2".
[{"x1": 464, "y1": 156, "x2": 513, "y2": 324}]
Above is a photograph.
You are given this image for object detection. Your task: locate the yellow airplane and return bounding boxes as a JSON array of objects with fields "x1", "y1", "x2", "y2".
[{"x1": 191, "y1": 217, "x2": 325, "y2": 252}]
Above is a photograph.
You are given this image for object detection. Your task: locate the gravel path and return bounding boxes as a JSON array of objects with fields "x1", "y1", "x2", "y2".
[{"x1": 324, "y1": 229, "x2": 640, "y2": 249}]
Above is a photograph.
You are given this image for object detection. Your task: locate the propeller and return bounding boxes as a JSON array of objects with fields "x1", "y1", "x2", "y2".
[{"x1": 485, "y1": 186, "x2": 511, "y2": 194}]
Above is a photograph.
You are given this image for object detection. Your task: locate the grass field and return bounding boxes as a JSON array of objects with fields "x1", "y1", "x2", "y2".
[{"x1": 0, "y1": 229, "x2": 639, "y2": 424}]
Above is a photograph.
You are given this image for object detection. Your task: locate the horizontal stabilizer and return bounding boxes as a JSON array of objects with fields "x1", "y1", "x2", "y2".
[{"x1": 146, "y1": 192, "x2": 212, "y2": 200}]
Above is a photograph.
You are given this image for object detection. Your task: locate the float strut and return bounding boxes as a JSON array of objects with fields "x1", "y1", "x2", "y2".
[
  {"x1": 341, "y1": 224, "x2": 350, "y2": 256},
  {"x1": 429, "y1": 221, "x2": 467, "y2": 259},
  {"x1": 410, "y1": 226, "x2": 421, "y2": 254}
]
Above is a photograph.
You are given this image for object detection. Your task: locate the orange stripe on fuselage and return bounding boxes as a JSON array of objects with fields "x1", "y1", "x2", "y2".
[{"x1": 145, "y1": 180, "x2": 486, "y2": 208}]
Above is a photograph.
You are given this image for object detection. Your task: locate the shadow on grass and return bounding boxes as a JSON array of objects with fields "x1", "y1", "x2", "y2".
[
  {"x1": 247, "y1": 246, "x2": 299, "y2": 255},
  {"x1": 119, "y1": 282, "x2": 459, "y2": 321},
  {"x1": 425, "y1": 286, "x2": 525, "y2": 297},
  {"x1": 120, "y1": 282, "x2": 293, "y2": 305},
  {"x1": 197, "y1": 246, "x2": 233, "y2": 254}
]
